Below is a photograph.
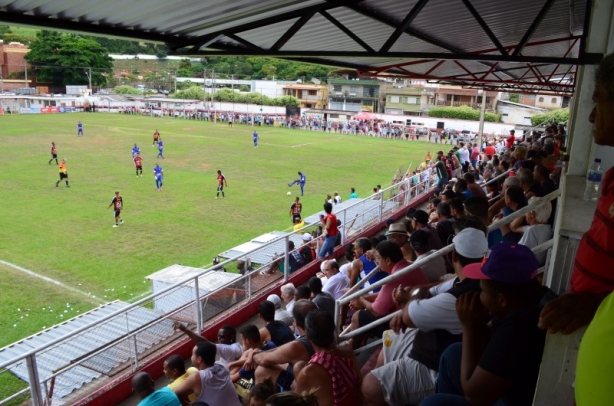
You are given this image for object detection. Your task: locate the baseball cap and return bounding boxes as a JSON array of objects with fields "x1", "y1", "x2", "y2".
[
  {"x1": 409, "y1": 229, "x2": 430, "y2": 252},
  {"x1": 266, "y1": 294, "x2": 282, "y2": 308},
  {"x1": 452, "y1": 228, "x2": 488, "y2": 258},
  {"x1": 463, "y1": 242, "x2": 540, "y2": 284},
  {"x1": 302, "y1": 233, "x2": 312, "y2": 242},
  {"x1": 412, "y1": 210, "x2": 429, "y2": 225}
]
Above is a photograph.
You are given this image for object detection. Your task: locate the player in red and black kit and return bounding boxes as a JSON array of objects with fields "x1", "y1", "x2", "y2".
[
  {"x1": 49, "y1": 142, "x2": 58, "y2": 165},
  {"x1": 153, "y1": 129, "x2": 160, "y2": 145},
  {"x1": 216, "y1": 170, "x2": 227, "y2": 198},
  {"x1": 107, "y1": 190, "x2": 124, "y2": 227},
  {"x1": 134, "y1": 153, "x2": 143, "y2": 177},
  {"x1": 290, "y1": 197, "x2": 302, "y2": 224}
]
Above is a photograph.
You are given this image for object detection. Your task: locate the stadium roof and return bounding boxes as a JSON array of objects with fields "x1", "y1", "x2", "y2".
[{"x1": 0, "y1": 0, "x2": 602, "y2": 94}]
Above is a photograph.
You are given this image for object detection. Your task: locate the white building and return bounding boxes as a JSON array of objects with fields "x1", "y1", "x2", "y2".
[{"x1": 496, "y1": 100, "x2": 546, "y2": 125}]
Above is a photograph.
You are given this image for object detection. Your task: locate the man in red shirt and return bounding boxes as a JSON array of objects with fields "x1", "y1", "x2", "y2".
[
  {"x1": 484, "y1": 142, "x2": 496, "y2": 158},
  {"x1": 153, "y1": 129, "x2": 160, "y2": 145},
  {"x1": 538, "y1": 53, "x2": 614, "y2": 335},
  {"x1": 505, "y1": 129, "x2": 516, "y2": 149}
]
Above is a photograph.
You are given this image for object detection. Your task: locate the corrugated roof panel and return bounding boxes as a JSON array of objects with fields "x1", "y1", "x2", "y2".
[
  {"x1": 232, "y1": 17, "x2": 300, "y2": 50},
  {"x1": 388, "y1": 33, "x2": 451, "y2": 54},
  {"x1": 326, "y1": 7, "x2": 397, "y2": 52},
  {"x1": 281, "y1": 12, "x2": 365, "y2": 53}
]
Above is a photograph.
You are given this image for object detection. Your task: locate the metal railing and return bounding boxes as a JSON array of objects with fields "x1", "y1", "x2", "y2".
[
  {"x1": 335, "y1": 188, "x2": 561, "y2": 342},
  {"x1": 0, "y1": 169, "x2": 438, "y2": 406}
]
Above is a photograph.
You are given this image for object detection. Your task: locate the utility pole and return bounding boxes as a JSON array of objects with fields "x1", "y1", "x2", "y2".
[
  {"x1": 231, "y1": 73, "x2": 235, "y2": 113},
  {"x1": 174, "y1": 69, "x2": 177, "y2": 93},
  {"x1": 0, "y1": 72, "x2": 4, "y2": 114},
  {"x1": 24, "y1": 60, "x2": 28, "y2": 88},
  {"x1": 203, "y1": 68, "x2": 207, "y2": 112},
  {"x1": 88, "y1": 67, "x2": 92, "y2": 92},
  {"x1": 477, "y1": 89, "x2": 487, "y2": 151},
  {"x1": 212, "y1": 69, "x2": 216, "y2": 123}
]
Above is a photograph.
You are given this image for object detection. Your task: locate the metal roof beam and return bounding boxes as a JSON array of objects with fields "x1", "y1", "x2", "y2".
[
  {"x1": 269, "y1": 9, "x2": 317, "y2": 51},
  {"x1": 379, "y1": 0, "x2": 430, "y2": 53},
  {"x1": 226, "y1": 34, "x2": 263, "y2": 52},
  {"x1": 460, "y1": 0, "x2": 508, "y2": 56},
  {"x1": 511, "y1": 0, "x2": 557, "y2": 57},
  {"x1": 167, "y1": 0, "x2": 363, "y2": 51},
  {"x1": 319, "y1": 10, "x2": 374, "y2": 53}
]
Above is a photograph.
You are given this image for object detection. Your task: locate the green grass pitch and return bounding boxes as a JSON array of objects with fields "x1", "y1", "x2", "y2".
[{"x1": 0, "y1": 112, "x2": 433, "y2": 349}]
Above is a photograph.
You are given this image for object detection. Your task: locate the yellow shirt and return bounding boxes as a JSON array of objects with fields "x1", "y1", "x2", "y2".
[
  {"x1": 293, "y1": 220, "x2": 305, "y2": 231},
  {"x1": 575, "y1": 292, "x2": 614, "y2": 405},
  {"x1": 59, "y1": 162, "x2": 67, "y2": 174},
  {"x1": 168, "y1": 367, "x2": 198, "y2": 403}
]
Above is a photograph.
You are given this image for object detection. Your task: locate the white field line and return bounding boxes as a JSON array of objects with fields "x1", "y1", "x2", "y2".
[{"x1": 0, "y1": 259, "x2": 105, "y2": 303}]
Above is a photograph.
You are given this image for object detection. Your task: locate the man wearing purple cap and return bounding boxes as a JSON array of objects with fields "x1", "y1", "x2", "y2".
[{"x1": 421, "y1": 243, "x2": 548, "y2": 406}]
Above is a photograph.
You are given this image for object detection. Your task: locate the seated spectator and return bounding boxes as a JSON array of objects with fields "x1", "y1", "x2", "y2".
[
  {"x1": 349, "y1": 237, "x2": 387, "y2": 292},
  {"x1": 237, "y1": 259, "x2": 253, "y2": 275},
  {"x1": 173, "y1": 323, "x2": 243, "y2": 366},
  {"x1": 411, "y1": 209, "x2": 444, "y2": 251},
  {"x1": 409, "y1": 229, "x2": 446, "y2": 281},
  {"x1": 510, "y1": 197, "x2": 553, "y2": 265},
  {"x1": 295, "y1": 309, "x2": 362, "y2": 406},
  {"x1": 228, "y1": 325, "x2": 275, "y2": 384},
  {"x1": 454, "y1": 179, "x2": 473, "y2": 200},
  {"x1": 488, "y1": 175, "x2": 521, "y2": 221},
  {"x1": 258, "y1": 300, "x2": 295, "y2": 347},
  {"x1": 440, "y1": 189, "x2": 456, "y2": 203},
  {"x1": 534, "y1": 164, "x2": 557, "y2": 195},
  {"x1": 133, "y1": 371, "x2": 181, "y2": 406},
  {"x1": 421, "y1": 243, "x2": 547, "y2": 406},
  {"x1": 280, "y1": 283, "x2": 297, "y2": 313},
  {"x1": 518, "y1": 167, "x2": 543, "y2": 198},
  {"x1": 465, "y1": 196, "x2": 502, "y2": 247},
  {"x1": 299, "y1": 233, "x2": 316, "y2": 263},
  {"x1": 295, "y1": 285, "x2": 312, "y2": 301},
  {"x1": 247, "y1": 300, "x2": 317, "y2": 391},
  {"x1": 385, "y1": 222, "x2": 415, "y2": 261},
  {"x1": 349, "y1": 241, "x2": 429, "y2": 349},
  {"x1": 262, "y1": 241, "x2": 304, "y2": 275},
  {"x1": 335, "y1": 219, "x2": 344, "y2": 247},
  {"x1": 174, "y1": 341, "x2": 242, "y2": 406},
  {"x1": 267, "y1": 294, "x2": 293, "y2": 326},
  {"x1": 463, "y1": 172, "x2": 486, "y2": 199},
  {"x1": 247, "y1": 378, "x2": 275, "y2": 406},
  {"x1": 309, "y1": 276, "x2": 336, "y2": 316},
  {"x1": 321, "y1": 260, "x2": 350, "y2": 300},
  {"x1": 435, "y1": 202, "x2": 455, "y2": 247},
  {"x1": 449, "y1": 198, "x2": 465, "y2": 220},
  {"x1": 164, "y1": 354, "x2": 199, "y2": 404},
  {"x1": 485, "y1": 179, "x2": 500, "y2": 201},
  {"x1": 266, "y1": 391, "x2": 319, "y2": 406},
  {"x1": 361, "y1": 224, "x2": 487, "y2": 406},
  {"x1": 496, "y1": 185, "x2": 527, "y2": 242}
]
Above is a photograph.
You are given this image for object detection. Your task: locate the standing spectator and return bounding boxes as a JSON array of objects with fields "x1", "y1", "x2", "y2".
[
  {"x1": 318, "y1": 202, "x2": 338, "y2": 259},
  {"x1": 349, "y1": 187, "x2": 358, "y2": 198},
  {"x1": 458, "y1": 143, "x2": 470, "y2": 173},
  {"x1": 173, "y1": 322, "x2": 243, "y2": 366},
  {"x1": 434, "y1": 153, "x2": 449, "y2": 193},
  {"x1": 334, "y1": 191, "x2": 342, "y2": 204},
  {"x1": 506, "y1": 129, "x2": 516, "y2": 149}
]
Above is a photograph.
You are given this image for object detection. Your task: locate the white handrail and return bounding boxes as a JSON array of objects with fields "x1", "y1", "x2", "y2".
[{"x1": 340, "y1": 237, "x2": 555, "y2": 341}]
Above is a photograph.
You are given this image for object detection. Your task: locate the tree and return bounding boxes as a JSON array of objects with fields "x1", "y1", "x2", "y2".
[
  {"x1": 530, "y1": 108, "x2": 569, "y2": 127},
  {"x1": 25, "y1": 31, "x2": 113, "y2": 87},
  {"x1": 509, "y1": 93, "x2": 520, "y2": 103}
]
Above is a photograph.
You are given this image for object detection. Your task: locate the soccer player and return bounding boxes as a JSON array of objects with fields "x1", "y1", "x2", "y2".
[
  {"x1": 157, "y1": 139, "x2": 164, "y2": 159},
  {"x1": 132, "y1": 143, "x2": 140, "y2": 158},
  {"x1": 55, "y1": 158, "x2": 70, "y2": 187},
  {"x1": 134, "y1": 153, "x2": 143, "y2": 177},
  {"x1": 253, "y1": 130, "x2": 259, "y2": 148},
  {"x1": 290, "y1": 197, "x2": 302, "y2": 224},
  {"x1": 49, "y1": 142, "x2": 58, "y2": 165},
  {"x1": 288, "y1": 171, "x2": 306, "y2": 196},
  {"x1": 153, "y1": 129, "x2": 160, "y2": 145},
  {"x1": 154, "y1": 164, "x2": 164, "y2": 191},
  {"x1": 107, "y1": 190, "x2": 124, "y2": 227},
  {"x1": 216, "y1": 170, "x2": 227, "y2": 199},
  {"x1": 77, "y1": 121, "x2": 83, "y2": 137}
]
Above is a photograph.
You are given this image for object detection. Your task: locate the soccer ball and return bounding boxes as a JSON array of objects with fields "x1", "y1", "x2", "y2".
[{"x1": 287, "y1": 191, "x2": 291, "y2": 196}]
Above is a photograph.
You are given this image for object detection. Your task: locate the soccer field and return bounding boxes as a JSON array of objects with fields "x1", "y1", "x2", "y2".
[{"x1": 0, "y1": 113, "x2": 433, "y2": 348}]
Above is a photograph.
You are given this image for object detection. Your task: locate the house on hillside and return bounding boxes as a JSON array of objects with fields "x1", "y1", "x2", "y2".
[
  {"x1": 433, "y1": 85, "x2": 497, "y2": 110},
  {"x1": 327, "y1": 79, "x2": 380, "y2": 112},
  {"x1": 380, "y1": 84, "x2": 427, "y2": 116},
  {"x1": 517, "y1": 93, "x2": 564, "y2": 109},
  {"x1": 496, "y1": 100, "x2": 546, "y2": 125},
  {"x1": 282, "y1": 83, "x2": 328, "y2": 109}
]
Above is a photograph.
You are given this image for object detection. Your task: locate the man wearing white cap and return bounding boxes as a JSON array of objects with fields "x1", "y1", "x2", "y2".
[
  {"x1": 361, "y1": 220, "x2": 488, "y2": 406},
  {"x1": 267, "y1": 294, "x2": 293, "y2": 327}
]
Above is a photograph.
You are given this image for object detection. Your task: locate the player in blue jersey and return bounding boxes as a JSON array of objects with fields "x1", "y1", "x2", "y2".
[
  {"x1": 288, "y1": 171, "x2": 306, "y2": 196},
  {"x1": 132, "y1": 143, "x2": 140, "y2": 158},
  {"x1": 253, "y1": 131, "x2": 259, "y2": 148},
  {"x1": 77, "y1": 121, "x2": 83, "y2": 137},
  {"x1": 153, "y1": 164, "x2": 164, "y2": 191},
  {"x1": 157, "y1": 139, "x2": 164, "y2": 159}
]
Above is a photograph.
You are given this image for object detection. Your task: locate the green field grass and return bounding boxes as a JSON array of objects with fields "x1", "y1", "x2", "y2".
[{"x1": 0, "y1": 113, "x2": 435, "y2": 347}]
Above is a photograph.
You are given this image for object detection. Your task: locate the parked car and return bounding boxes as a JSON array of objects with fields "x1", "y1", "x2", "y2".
[{"x1": 461, "y1": 129, "x2": 477, "y2": 140}]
